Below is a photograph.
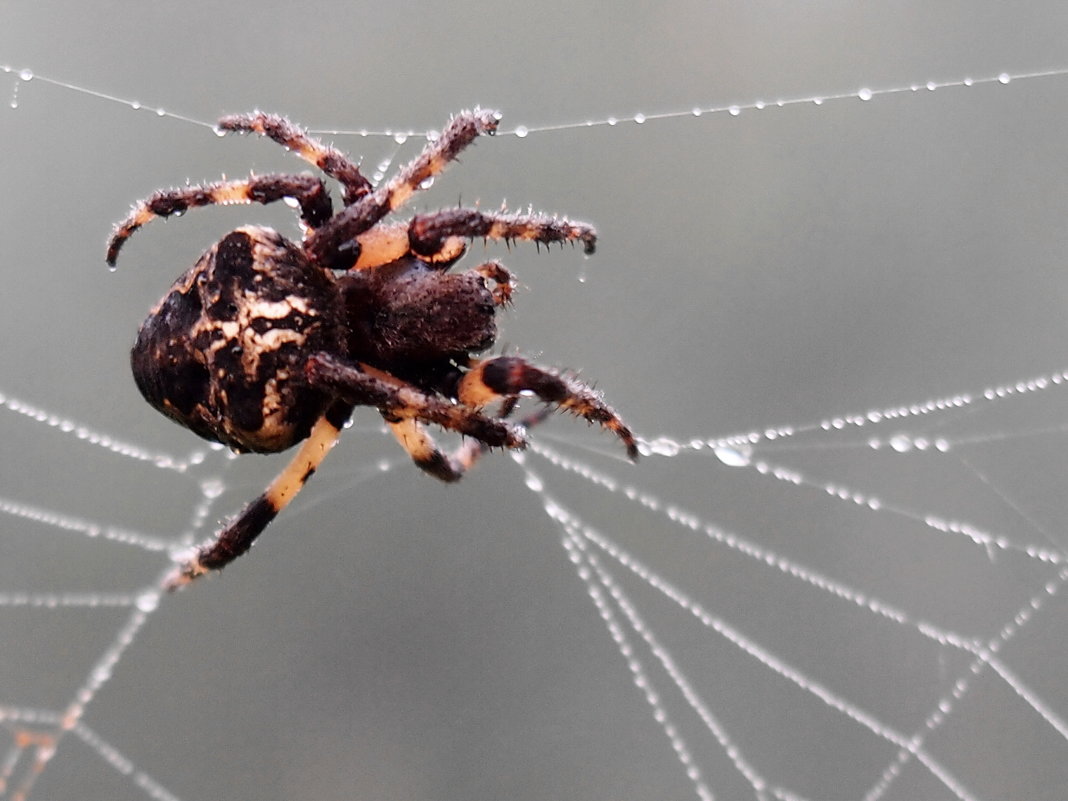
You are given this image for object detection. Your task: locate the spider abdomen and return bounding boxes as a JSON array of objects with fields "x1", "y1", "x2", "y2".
[{"x1": 131, "y1": 225, "x2": 346, "y2": 453}]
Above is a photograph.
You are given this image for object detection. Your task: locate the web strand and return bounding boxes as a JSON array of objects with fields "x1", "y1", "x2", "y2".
[{"x1": 2, "y1": 54, "x2": 1067, "y2": 801}]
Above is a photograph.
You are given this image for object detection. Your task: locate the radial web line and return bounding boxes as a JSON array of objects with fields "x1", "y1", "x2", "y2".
[
  {"x1": 642, "y1": 366, "x2": 1068, "y2": 459},
  {"x1": 862, "y1": 566, "x2": 1068, "y2": 801},
  {"x1": 0, "y1": 476, "x2": 223, "y2": 801},
  {"x1": 0, "y1": 386, "x2": 201, "y2": 473},
  {"x1": 514, "y1": 453, "x2": 979, "y2": 801},
  {"x1": 516, "y1": 457, "x2": 717, "y2": 801},
  {"x1": 532, "y1": 430, "x2": 1068, "y2": 738},
  {"x1": 0, "y1": 494, "x2": 172, "y2": 554}
]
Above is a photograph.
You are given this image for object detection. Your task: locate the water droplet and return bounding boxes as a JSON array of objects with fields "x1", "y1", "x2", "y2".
[
  {"x1": 714, "y1": 443, "x2": 752, "y2": 467},
  {"x1": 200, "y1": 479, "x2": 225, "y2": 499},
  {"x1": 857, "y1": 87, "x2": 873, "y2": 101},
  {"x1": 633, "y1": 113, "x2": 646, "y2": 124},
  {"x1": 638, "y1": 437, "x2": 680, "y2": 457},
  {"x1": 607, "y1": 117, "x2": 618, "y2": 126},
  {"x1": 131, "y1": 100, "x2": 142, "y2": 110},
  {"x1": 728, "y1": 105, "x2": 740, "y2": 116},
  {"x1": 963, "y1": 77, "x2": 974, "y2": 87},
  {"x1": 283, "y1": 196, "x2": 300, "y2": 208},
  {"x1": 889, "y1": 434, "x2": 913, "y2": 453},
  {"x1": 136, "y1": 592, "x2": 160, "y2": 613},
  {"x1": 419, "y1": 176, "x2": 435, "y2": 189},
  {"x1": 691, "y1": 107, "x2": 703, "y2": 117},
  {"x1": 393, "y1": 131, "x2": 409, "y2": 144},
  {"x1": 813, "y1": 97, "x2": 824, "y2": 105},
  {"x1": 155, "y1": 107, "x2": 166, "y2": 117},
  {"x1": 514, "y1": 125, "x2": 529, "y2": 138},
  {"x1": 754, "y1": 100, "x2": 766, "y2": 110},
  {"x1": 524, "y1": 474, "x2": 544, "y2": 492},
  {"x1": 998, "y1": 72, "x2": 1011, "y2": 85},
  {"x1": 926, "y1": 81, "x2": 937, "y2": 91},
  {"x1": 18, "y1": 68, "x2": 33, "y2": 81}
]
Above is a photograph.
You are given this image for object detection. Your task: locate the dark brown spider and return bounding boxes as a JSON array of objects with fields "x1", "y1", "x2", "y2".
[{"x1": 107, "y1": 109, "x2": 637, "y2": 589}]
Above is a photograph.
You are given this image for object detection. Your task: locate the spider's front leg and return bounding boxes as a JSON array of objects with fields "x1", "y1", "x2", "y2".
[
  {"x1": 305, "y1": 353, "x2": 526, "y2": 449},
  {"x1": 106, "y1": 174, "x2": 333, "y2": 265},
  {"x1": 343, "y1": 210, "x2": 597, "y2": 273},
  {"x1": 306, "y1": 109, "x2": 502, "y2": 269},
  {"x1": 460, "y1": 356, "x2": 639, "y2": 460},
  {"x1": 164, "y1": 400, "x2": 353, "y2": 589},
  {"x1": 217, "y1": 112, "x2": 373, "y2": 206}
]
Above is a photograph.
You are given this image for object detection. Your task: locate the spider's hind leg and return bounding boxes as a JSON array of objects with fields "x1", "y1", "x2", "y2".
[
  {"x1": 218, "y1": 113, "x2": 373, "y2": 206},
  {"x1": 164, "y1": 401, "x2": 353, "y2": 589},
  {"x1": 106, "y1": 174, "x2": 333, "y2": 265},
  {"x1": 460, "y1": 356, "x2": 638, "y2": 460}
]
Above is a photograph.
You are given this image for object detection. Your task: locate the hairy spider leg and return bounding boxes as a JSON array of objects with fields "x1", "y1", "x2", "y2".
[
  {"x1": 106, "y1": 174, "x2": 333, "y2": 265},
  {"x1": 385, "y1": 418, "x2": 483, "y2": 482},
  {"x1": 460, "y1": 356, "x2": 639, "y2": 460},
  {"x1": 344, "y1": 210, "x2": 597, "y2": 272},
  {"x1": 306, "y1": 109, "x2": 501, "y2": 269},
  {"x1": 387, "y1": 401, "x2": 553, "y2": 482},
  {"x1": 306, "y1": 353, "x2": 526, "y2": 449},
  {"x1": 217, "y1": 112, "x2": 373, "y2": 206},
  {"x1": 164, "y1": 400, "x2": 354, "y2": 589},
  {"x1": 409, "y1": 208, "x2": 597, "y2": 256}
]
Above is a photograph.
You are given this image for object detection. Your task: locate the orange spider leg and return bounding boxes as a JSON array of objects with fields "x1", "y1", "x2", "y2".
[
  {"x1": 460, "y1": 356, "x2": 638, "y2": 460},
  {"x1": 164, "y1": 402, "x2": 351, "y2": 589},
  {"x1": 386, "y1": 418, "x2": 488, "y2": 482},
  {"x1": 217, "y1": 112, "x2": 373, "y2": 205},
  {"x1": 106, "y1": 175, "x2": 332, "y2": 265}
]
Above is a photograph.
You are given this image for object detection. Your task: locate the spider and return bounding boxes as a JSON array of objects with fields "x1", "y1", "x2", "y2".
[{"x1": 106, "y1": 109, "x2": 637, "y2": 589}]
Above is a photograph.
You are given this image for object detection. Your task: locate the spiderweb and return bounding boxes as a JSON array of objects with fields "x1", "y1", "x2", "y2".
[{"x1": 3, "y1": 6, "x2": 1068, "y2": 800}]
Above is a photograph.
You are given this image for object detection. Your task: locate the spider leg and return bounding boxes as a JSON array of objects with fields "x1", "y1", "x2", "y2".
[
  {"x1": 459, "y1": 356, "x2": 639, "y2": 460},
  {"x1": 164, "y1": 400, "x2": 353, "y2": 589},
  {"x1": 385, "y1": 418, "x2": 482, "y2": 483},
  {"x1": 217, "y1": 112, "x2": 373, "y2": 206},
  {"x1": 305, "y1": 353, "x2": 526, "y2": 449},
  {"x1": 387, "y1": 399, "x2": 551, "y2": 482},
  {"x1": 346, "y1": 221, "x2": 467, "y2": 270},
  {"x1": 306, "y1": 109, "x2": 501, "y2": 269},
  {"x1": 410, "y1": 208, "x2": 597, "y2": 256},
  {"x1": 106, "y1": 174, "x2": 333, "y2": 265},
  {"x1": 342, "y1": 208, "x2": 597, "y2": 272}
]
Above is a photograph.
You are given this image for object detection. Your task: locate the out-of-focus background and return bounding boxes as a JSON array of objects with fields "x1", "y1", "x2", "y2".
[{"x1": 2, "y1": 3, "x2": 1068, "y2": 800}]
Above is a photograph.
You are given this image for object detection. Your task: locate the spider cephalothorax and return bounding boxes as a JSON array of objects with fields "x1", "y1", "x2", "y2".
[{"x1": 107, "y1": 109, "x2": 636, "y2": 589}]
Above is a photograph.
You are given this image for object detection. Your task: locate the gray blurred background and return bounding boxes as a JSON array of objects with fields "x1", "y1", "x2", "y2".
[{"x1": 2, "y1": 2, "x2": 1068, "y2": 800}]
